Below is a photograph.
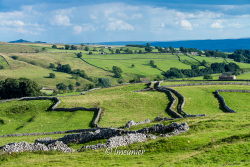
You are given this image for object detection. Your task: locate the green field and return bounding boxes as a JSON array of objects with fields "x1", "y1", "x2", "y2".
[
  {"x1": 1, "y1": 83, "x2": 250, "y2": 167},
  {"x1": 1, "y1": 43, "x2": 250, "y2": 167}
]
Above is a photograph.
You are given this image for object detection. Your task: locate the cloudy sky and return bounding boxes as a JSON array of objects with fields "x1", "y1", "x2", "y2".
[{"x1": 1, "y1": 0, "x2": 250, "y2": 43}]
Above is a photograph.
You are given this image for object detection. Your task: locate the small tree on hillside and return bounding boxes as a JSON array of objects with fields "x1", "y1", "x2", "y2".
[
  {"x1": 76, "y1": 52, "x2": 83, "y2": 58},
  {"x1": 65, "y1": 45, "x2": 70, "y2": 50},
  {"x1": 112, "y1": 66, "x2": 123, "y2": 78},
  {"x1": 49, "y1": 73, "x2": 56, "y2": 78},
  {"x1": 52, "y1": 45, "x2": 57, "y2": 49},
  {"x1": 56, "y1": 83, "x2": 67, "y2": 91}
]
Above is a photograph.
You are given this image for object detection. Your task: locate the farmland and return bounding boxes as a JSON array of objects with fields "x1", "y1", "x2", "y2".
[{"x1": 0, "y1": 43, "x2": 250, "y2": 167}]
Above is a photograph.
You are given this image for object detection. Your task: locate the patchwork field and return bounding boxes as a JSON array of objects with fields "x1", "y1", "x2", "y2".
[{"x1": 0, "y1": 82, "x2": 250, "y2": 167}]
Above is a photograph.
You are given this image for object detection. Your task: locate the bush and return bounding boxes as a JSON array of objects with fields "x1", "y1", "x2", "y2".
[
  {"x1": 49, "y1": 63, "x2": 55, "y2": 69},
  {"x1": 75, "y1": 82, "x2": 81, "y2": 86},
  {"x1": 76, "y1": 52, "x2": 82, "y2": 58},
  {"x1": 49, "y1": 73, "x2": 56, "y2": 78},
  {"x1": 52, "y1": 45, "x2": 57, "y2": 49},
  {"x1": 203, "y1": 74, "x2": 213, "y2": 80},
  {"x1": 97, "y1": 78, "x2": 111, "y2": 88},
  {"x1": 68, "y1": 84, "x2": 74, "y2": 91},
  {"x1": 56, "y1": 83, "x2": 67, "y2": 90},
  {"x1": 11, "y1": 56, "x2": 18, "y2": 60},
  {"x1": 112, "y1": 66, "x2": 123, "y2": 78},
  {"x1": 0, "y1": 65, "x2": 4, "y2": 69},
  {"x1": 0, "y1": 78, "x2": 41, "y2": 99}
]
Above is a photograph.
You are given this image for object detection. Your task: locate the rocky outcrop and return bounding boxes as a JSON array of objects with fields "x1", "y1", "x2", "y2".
[
  {"x1": 0, "y1": 141, "x2": 73, "y2": 154},
  {"x1": 123, "y1": 119, "x2": 151, "y2": 128}
]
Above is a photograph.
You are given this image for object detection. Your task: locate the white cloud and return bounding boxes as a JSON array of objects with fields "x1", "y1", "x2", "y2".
[
  {"x1": 52, "y1": 14, "x2": 71, "y2": 26},
  {"x1": 211, "y1": 20, "x2": 224, "y2": 29},
  {"x1": 73, "y1": 24, "x2": 96, "y2": 34},
  {"x1": 106, "y1": 19, "x2": 135, "y2": 31},
  {"x1": 180, "y1": 20, "x2": 193, "y2": 30}
]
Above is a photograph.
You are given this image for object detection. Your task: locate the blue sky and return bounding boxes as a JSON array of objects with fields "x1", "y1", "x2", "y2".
[{"x1": 1, "y1": 0, "x2": 250, "y2": 43}]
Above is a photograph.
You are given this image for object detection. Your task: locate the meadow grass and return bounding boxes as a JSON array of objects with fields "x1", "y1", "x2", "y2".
[
  {"x1": 0, "y1": 84, "x2": 250, "y2": 167},
  {"x1": 0, "y1": 100, "x2": 93, "y2": 135},
  {"x1": 59, "y1": 83, "x2": 168, "y2": 127}
]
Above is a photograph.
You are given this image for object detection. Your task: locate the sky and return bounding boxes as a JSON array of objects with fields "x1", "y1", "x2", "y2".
[{"x1": 1, "y1": 0, "x2": 250, "y2": 43}]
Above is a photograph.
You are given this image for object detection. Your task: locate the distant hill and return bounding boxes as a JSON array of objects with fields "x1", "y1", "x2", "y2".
[
  {"x1": 98, "y1": 38, "x2": 250, "y2": 52},
  {"x1": 9, "y1": 39, "x2": 46, "y2": 44}
]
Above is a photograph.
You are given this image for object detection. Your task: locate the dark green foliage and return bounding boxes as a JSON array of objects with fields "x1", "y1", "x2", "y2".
[
  {"x1": 75, "y1": 82, "x2": 81, "y2": 86},
  {"x1": 76, "y1": 52, "x2": 82, "y2": 58},
  {"x1": 56, "y1": 64, "x2": 72, "y2": 73},
  {"x1": 64, "y1": 45, "x2": 70, "y2": 50},
  {"x1": 70, "y1": 45, "x2": 77, "y2": 50},
  {"x1": 112, "y1": 66, "x2": 123, "y2": 78},
  {"x1": 163, "y1": 62, "x2": 240, "y2": 78},
  {"x1": 0, "y1": 65, "x2": 4, "y2": 69},
  {"x1": 48, "y1": 73, "x2": 55, "y2": 78},
  {"x1": 131, "y1": 64, "x2": 135, "y2": 68},
  {"x1": 204, "y1": 50, "x2": 227, "y2": 58},
  {"x1": 51, "y1": 45, "x2": 57, "y2": 49},
  {"x1": 0, "y1": 78, "x2": 41, "y2": 99},
  {"x1": 84, "y1": 46, "x2": 89, "y2": 51},
  {"x1": 228, "y1": 50, "x2": 250, "y2": 63},
  {"x1": 145, "y1": 43, "x2": 153, "y2": 52},
  {"x1": 68, "y1": 84, "x2": 74, "y2": 91},
  {"x1": 71, "y1": 69, "x2": 89, "y2": 79},
  {"x1": 11, "y1": 55, "x2": 18, "y2": 60},
  {"x1": 203, "y1": 74, "x2": 213, "y2": 80},
  {"x1": 149, "y1": 60, "x2": 157, "y2": 68},
  {"x1": 56, "y1": 83, "x2": 67, "y2": 90},
  {"x1": 97, "y1": 78, "x2": 111, "y2": 88},
  {"x1": 88, "y1": 51, "x2": 93, "y2": 55},
  {"x1": 49, "y1": 63, "x2": 55, "y2": 69},
  {"x1": 115, "y1": 49, "x2": 120, "y2": 54}
]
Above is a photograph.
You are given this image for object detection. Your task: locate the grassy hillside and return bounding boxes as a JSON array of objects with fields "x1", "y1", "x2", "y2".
[
  {"x1": 0, "y1": 83, "x2": 250, "y2": 167},
  {"x1": 0, "y1": 54, "x2": 92, "y2": 89},
  {"x1": 0, "y1": 100, "x2": 93, "y2": 135}
]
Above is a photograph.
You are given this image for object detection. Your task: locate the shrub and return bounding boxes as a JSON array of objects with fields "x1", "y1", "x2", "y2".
[
  {"x1": 203, "y1": 74, "x2": 213, "y2": 80},
  {"x1": 97, "y1": 78, "x2": 111, "y2": 88},
  {"x1": 56, "y1": 83, "x2": 67, "y2": 90},
  {"x1": 11, "y1": 56, "x2": 18, "y2": 60},
  {"x1": 49, "y1": 73, "x2": 56, "y2": 78}
]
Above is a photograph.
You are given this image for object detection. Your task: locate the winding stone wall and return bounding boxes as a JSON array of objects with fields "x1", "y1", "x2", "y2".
[{"x1": 214, "y1": 89, "x2": 250, "y2": 113}]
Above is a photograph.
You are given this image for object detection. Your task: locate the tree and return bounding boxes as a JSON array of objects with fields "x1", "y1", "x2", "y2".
[
  {"x1": 115, "y1": 49, "x2": 120, "y2": 54},
  {"x1": 97, "y1": 78, "x2": 111, "y2": 88},
  {"x1": 52, "y1": 45, "x2": 57, "y2": 49},
  {"x1": 70, "y1": 45, "x2": 77, "y2": 50},
  {"x1": 203, "y1": 74, "x2": 213, "y2": 80},
  {"x1": 68, "y1": 84, "x2": 74, "y2": 91},
  {"x1": 88, "y1": 51, "x2": 93, "y2": 55},
  {"x1": 131, "y1": 64, "x2": 135, "y2": 68},
  {"x1": 145, "y1": 43, "x2": 153, "y2": 52},
  {"x1": 76, "y1": 52, "x2": 83, "y2": 58},
  {"x1": 84, "y1": 46, "x2": 89, "y2": 51},
  {"x1": 112, "y1": 66, "x2": 123, "y2": 78},
  {"x1": 0, "y1": 78, "x2": 41, "y2": 99},
  {"x1": 75, "y1": 82, "x2": 81, "y2": 86},
  {"x1": 56, "y1": 83, "x2": 67, "y2": 90},
  {"x1": 65, "y1": 45, "x2": 70, "y2": 50},
  {"x1": 49, "y1": 73, "x2": 56, "y2": 78},
  {"x1": 49, "y1": 63, "x2": 55, "y2": 69},
  {"x1": 149, "y1": 60, "x2": 157, "y2": 68},
  {"x1": 0, "y1": 65, "x2": 4, "y2": 69}
]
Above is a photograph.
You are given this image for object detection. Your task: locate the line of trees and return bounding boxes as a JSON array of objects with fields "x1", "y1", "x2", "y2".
[{"x1": 163, "y1": 62, "x2": 241, "y2": 78}]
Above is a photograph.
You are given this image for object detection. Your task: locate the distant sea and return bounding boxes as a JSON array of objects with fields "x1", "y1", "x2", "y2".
[{"x1": 98, "y1": 38, "x2": 250, "y2": 52}]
